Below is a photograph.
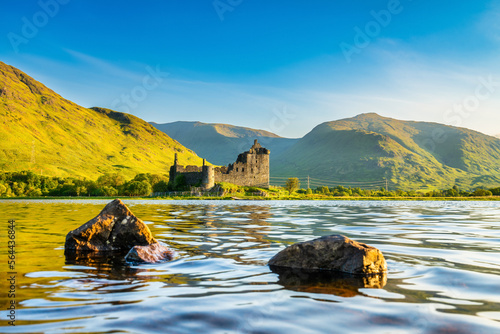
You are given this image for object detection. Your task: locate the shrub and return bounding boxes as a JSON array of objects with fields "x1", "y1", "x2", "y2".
[
  {"x1": 285, "y1": 177, "x2": 300, "y2": 195},
  {"x1": 473, "y1": 189, "x2": 492, "y2": 197},
  {"x1": 217, "y1": 182, "x2": 240, "y2": 194}
]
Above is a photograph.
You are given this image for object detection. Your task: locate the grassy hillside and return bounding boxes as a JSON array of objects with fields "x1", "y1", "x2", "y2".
[
  {"x1": 151, "y1": 121, "x2": 297, "y2": 165},
  {"x1": 272, "y1": 113, "x2": 500, "y2": 190},
  {"x1": 0, "y1": 61, "x2": 203, "y2": 179}
]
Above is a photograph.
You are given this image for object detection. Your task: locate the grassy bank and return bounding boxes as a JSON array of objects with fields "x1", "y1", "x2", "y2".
[{"x1": 2, "y1": 195, "x2": 500, "y2": 201}]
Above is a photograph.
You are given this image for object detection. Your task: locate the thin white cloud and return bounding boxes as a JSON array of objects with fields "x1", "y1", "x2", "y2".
[
  {"x1": 62, "y1": 49, "x2": 144, "y2": 81},
  {"x1": 5, "y1": 35, "x2": 500, "y2": 138}
]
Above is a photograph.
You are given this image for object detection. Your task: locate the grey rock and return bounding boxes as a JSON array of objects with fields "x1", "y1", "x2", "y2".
[
  {"x1": 268, "y1": 235, "x2": 387, "y2": 275},
  {"x1": 65, "y1": 199, "x2": 157, "y2": 252}
]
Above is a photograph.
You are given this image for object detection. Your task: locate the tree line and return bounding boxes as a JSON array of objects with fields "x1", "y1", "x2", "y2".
[
  {"x1": 0, "y1": 171, "x2": 171, "y2": 197},
  {"x1": 284, "y1": 177, "x2": 500, "y2": 197},
  {"x1": 0, "y1": 172, "x2": 498, "y2": 198}
]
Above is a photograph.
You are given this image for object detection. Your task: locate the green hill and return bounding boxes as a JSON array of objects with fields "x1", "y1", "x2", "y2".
[
  {"x1": 271, "y1": 113, "x2": 500, "y2": 190},
  {"x1": 2, "y1": 61, "x2": 498, "y2": 191},
  {"x1": 0, "y1": 62, "x2": 203, "y2": 179},
  {"x1": 151, "y1": 121, "x2": 297, "y2": 165}
]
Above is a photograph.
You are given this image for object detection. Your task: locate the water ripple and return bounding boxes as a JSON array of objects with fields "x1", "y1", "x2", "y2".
[{"x1": 0, "y1": 200, "x2": 499, "y2": 333}]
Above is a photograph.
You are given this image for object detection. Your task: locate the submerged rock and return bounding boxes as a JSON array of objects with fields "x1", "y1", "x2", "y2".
[
  {"x1": 65, "y1": 199, "x2": 157, "y2": 252},
  {"x1": 125, "y1": 242, "x2": 175, "y2": 263},
  {"x1": 268, "y1": 235, "x2": 387, "y2": 275}
]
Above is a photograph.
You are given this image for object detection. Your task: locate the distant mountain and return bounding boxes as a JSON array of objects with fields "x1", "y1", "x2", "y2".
[
  {"x1": 271, "y1": 113, "x2": 500, "y2": 190},
  {"x1": 3, "y1": 61, "x2": 498, "y2": 190},
  {"x1": 0, "y1": 62, "x2": 203, "y2": 179},
  {"x1": 151, "y1": 121, "x2": 298, "y2": 165},
  {"x1": 495, "y1": 134, "x2": 500, "y2": 139}
]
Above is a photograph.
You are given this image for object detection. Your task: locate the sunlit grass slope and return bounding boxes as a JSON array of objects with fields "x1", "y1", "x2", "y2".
[{"x1": 0, "y1": 61, "x2": 203, "y2": 179}]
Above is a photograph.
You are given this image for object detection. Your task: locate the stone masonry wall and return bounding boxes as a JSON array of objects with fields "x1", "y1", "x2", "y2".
[
  {"x1": 169, "y1": 140, "x2": 270, "y2": 189},
  {"x1": 214, "y1": 150, "x2": 269, "y2": 187},
  {"x1": 169, "y1": 165, "x2": 203, "y2": 186}
]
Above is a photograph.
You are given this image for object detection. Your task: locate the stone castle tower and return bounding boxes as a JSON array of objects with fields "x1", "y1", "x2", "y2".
[{"x1": 169, "y1": 139, "x2": 270, "y2": 189}]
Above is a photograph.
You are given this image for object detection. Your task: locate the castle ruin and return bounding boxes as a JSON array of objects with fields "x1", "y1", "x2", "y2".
[{"x1": 169, "y1": 140, "x2": 270, "y2": 189}]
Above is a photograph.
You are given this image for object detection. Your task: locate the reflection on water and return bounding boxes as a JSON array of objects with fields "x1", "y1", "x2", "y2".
[
  {"x1": 270, "y1": 265, "x2": 387, "y2": 297},
  {"x1": 64, "y1": 251, "x2": 144, "y2": 281},
  {"x1": 0, "y1": 200, "x2": 500, "y2": 333}
]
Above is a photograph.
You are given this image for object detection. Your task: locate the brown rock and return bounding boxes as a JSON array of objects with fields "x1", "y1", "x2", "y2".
[
  {"x1": 65, "y1": 199, "x2": 156, "y2": 252},
  {"x1": 125, "y1": 242, "x2": 175, "y2": 263},
  {"x1": 268, "y1": 235, "x2": 387, "y2": 275}
]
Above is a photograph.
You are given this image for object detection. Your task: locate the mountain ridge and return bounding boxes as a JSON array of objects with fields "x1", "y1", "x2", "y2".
[
  {"x1": 271, "y1": 113, "x2": 500, "y2": 190},
  {"x1": 2, "y1": 61, "x2": 499, "y2": 190},
  {"x1": 151, "y1": 121, "x2": 298, "y2": 165}
]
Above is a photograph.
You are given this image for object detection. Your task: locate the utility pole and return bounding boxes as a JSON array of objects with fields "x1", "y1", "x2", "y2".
[
  {"x1": 385, "y1": 178, "x2": 388, "y2": 192},
  {"x1": 307, "y1": 175, "x2": 310, "y2": 189}
]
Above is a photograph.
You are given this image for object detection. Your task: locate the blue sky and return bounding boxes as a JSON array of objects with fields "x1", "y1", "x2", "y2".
[{"x1": 1, "y1": 0, "x2": 500, "y2": 138}]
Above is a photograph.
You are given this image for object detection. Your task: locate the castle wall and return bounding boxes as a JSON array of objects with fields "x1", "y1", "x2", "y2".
[
  {"x1": 214, "y1": 151, "x2": 269, "y2": 187},
  {"x1": 170, "y1": 165, "x2": 204, "y2": 186},
  {"x1": 169, "y1": 140, "x2": 270, "y2": 189}
]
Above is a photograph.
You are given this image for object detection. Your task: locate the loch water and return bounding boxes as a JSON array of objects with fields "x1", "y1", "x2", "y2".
[{"x1": 1, "y1": 199, "x2": 500, "y2": 333}]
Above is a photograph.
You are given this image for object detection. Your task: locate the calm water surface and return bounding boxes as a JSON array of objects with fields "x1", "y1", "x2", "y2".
[{"x1": 1, "y1": 200, "x2": 500, "y2": 333}]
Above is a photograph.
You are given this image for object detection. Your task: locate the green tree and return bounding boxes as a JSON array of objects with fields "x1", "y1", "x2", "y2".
[
  {"x1": 153, "y1": 180, "x2": 169, "y2": 193},
  {"x1": 59, "y1": 181, "x2": 77, "y2": 196},
  {"x1": 97, "y1": 173, "x2": 125, "y2": 188},
  {"x1": 320, "y1": 186, "x2": 330, "y2": 195},
  {"x1": 0, "y1": 183, "x2": 7, "y2": 197},
  {"x1": 490, "y1": 187, "x2": 500, "y2": 196},
  {"x1": 133, "y1": 173, "x2": 167, "y2": 189},
  {"x1": 133, "y1": 173, "x2": 150, "y2": 183},
  {"x1": 149, "y1": 174, "x2": 167, "y2": 186},
  {"x1": 25, "y1": 187, "x2": 42, "y2": 197},
  {"x1": 445, "y1": 188, "x2": 459, "y2": 197},
  {"x1": 473, "y1": 189, "x2": 492, "y2": 197},
  {"x1": 285, "y1": 177, "x2": 300, "y2": 195},
  {"x1": 76, "y1": 186, "x2": 88, "y2": 197},
  {"x1": 12, "y1": 182, "x2": 26, "y2": 196},
  {"x1": 173, "y1": 174, "x2": 187, "y2": 190},
  {"x1": 101, "y1": 186, "x2": 118, "y2": 196},
  {"x1": 124, "y1": 181, "x2": 152, "y2": 197}
]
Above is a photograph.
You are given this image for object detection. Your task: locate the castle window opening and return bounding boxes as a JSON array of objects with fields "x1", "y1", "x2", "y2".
[{"x1": 242, "y1": 168, "x2": 245, "y2": 172}]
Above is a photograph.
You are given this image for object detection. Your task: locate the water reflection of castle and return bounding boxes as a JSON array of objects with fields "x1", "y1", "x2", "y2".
[{"x1": 169, "y1": 140, "x2": 270, "y2": 189}]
